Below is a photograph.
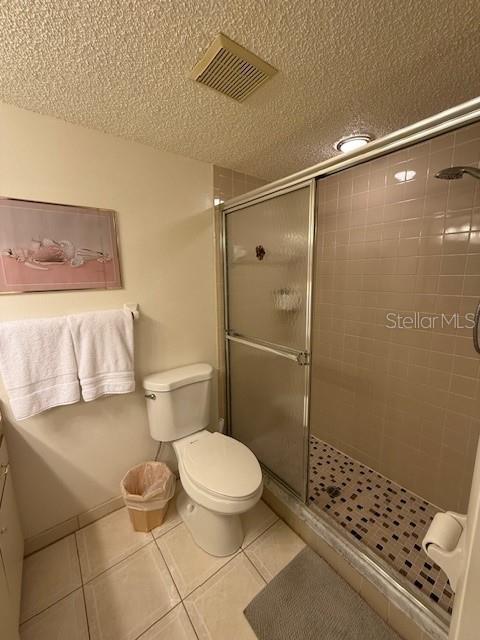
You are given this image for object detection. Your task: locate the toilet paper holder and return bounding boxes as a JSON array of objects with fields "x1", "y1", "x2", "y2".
[{"x1": 422, "y1": 510, "x2": 467, "y2": 592}]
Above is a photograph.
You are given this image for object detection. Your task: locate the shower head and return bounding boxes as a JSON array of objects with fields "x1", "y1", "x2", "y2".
[{"x1": 435, "y1": 166, "x2": 480, "y2": 180}]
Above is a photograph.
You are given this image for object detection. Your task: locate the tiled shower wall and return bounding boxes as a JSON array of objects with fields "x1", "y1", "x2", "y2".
[
  {"x1": 213, "y1": 166, "x2": 267, "y2": 420},
  {"x1": 213, "y1": 165, "x2": 267, "y2": 204},
  {"x1": 311, "y1": 121, "x2": 480, "y2": 512}
]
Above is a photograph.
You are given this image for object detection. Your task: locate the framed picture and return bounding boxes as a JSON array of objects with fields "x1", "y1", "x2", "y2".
[{"x1": 0, "y1": 197, "x2": 122, "y2": 293}]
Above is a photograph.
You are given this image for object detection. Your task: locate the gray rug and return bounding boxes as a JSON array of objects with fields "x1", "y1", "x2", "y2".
[{"x1": 244, "y1": 548, "x2": 401, "y2": 640}]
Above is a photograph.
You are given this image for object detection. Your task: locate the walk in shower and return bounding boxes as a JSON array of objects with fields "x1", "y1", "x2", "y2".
[{"x1": 222, "y1": 101, "x2": 480, "y2": 626}]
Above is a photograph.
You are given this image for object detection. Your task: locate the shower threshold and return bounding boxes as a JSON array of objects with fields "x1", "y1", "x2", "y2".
[{"x1": 308, "y1": 435, "x2": 453, "y2": 617}]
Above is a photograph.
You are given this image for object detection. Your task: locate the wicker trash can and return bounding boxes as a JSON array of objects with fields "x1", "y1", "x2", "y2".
[{"x1": 121, "y1": 461, "x2": 176, "y2": 532}]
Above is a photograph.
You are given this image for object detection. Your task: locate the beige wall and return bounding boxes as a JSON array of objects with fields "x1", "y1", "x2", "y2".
[
  {"x1": 0, "y1": 103, "x2": 217, "y2": 538},
  {"x1": 311, "y1": 121, "x2": 480, "y2": 512}
]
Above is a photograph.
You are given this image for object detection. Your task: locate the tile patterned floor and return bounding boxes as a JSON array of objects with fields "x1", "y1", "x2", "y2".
[
  {"x1": 308, "y1": 435, "x2": 454, "y2": 616},
  {"x1": 19, "y1": 495, "x2": 305, "y2": 640}
]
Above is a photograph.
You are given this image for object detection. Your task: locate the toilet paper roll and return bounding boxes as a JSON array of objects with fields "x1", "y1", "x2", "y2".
[{"x1": 422, "y1": 512, "x2": 463, "y2": 554}]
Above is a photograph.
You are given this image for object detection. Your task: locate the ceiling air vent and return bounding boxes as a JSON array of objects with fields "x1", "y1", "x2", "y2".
[{"x1": 190, "y1": 33, "x2": 277, "y2": 102}]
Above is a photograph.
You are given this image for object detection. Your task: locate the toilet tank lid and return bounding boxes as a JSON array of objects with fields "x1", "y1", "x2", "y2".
[{"x1": 143, "y1": 363, "x2": 213, "y2": 392}]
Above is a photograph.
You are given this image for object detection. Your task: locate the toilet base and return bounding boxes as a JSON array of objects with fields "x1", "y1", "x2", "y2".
[{"x1": 176, "y1": 489, "x2": 244, "y2": 557}]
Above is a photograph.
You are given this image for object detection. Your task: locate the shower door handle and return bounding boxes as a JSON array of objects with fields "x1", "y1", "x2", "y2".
[
  {"x1": 226, "y1": 333, "x2": 310, "y2": 365},
  {"x1": 474, "y1": 300, "x2": 480, "y2": 354}
]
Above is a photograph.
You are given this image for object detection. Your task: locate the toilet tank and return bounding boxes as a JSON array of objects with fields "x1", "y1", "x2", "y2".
[{"x1": 143, "y1": 363, "x2": 213, "y2": 442}]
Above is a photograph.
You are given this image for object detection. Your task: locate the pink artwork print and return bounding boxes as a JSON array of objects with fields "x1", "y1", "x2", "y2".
[{"x1": 0, "y1": 198, "x2": 122, "y2": 293}]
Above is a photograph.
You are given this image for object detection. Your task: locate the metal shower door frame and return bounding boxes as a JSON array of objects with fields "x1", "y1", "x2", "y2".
[{"x1": 222, "y1": 179, "x2": 316, "y2": 502}]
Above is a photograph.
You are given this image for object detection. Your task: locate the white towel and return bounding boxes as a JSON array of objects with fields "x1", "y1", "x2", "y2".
[
  {"x1": 67, "y1": 309, "x2": 135, "y2": 402},
  {"x1": 0, "y1": 317, "x2": 80, "y2": 420}
]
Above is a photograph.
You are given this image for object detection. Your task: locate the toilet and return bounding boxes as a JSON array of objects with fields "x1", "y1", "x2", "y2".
[{"x1": 143, "y1": 363, "x2": 263, "y2": 556}]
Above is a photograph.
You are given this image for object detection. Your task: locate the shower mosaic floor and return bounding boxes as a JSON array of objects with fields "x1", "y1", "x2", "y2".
[{"x1": 308, "y1": 435, "x2": 454, "y2": 616}]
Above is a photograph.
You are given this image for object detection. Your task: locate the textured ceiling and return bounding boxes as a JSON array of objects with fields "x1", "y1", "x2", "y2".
[{"x1": 0, "y1": 1, "x2": 479, "y2": 180}]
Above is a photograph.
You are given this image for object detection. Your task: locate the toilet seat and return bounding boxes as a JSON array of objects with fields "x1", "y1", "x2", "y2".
[{"x1": 174, "y1": 431, "x2": 263, "y2": 515}]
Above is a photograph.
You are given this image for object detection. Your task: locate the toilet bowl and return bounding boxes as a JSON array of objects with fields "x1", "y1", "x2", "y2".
[
  {"x1": 143, "y1": 364, "x2": 263, "y2": 556},
  {"x1": 173, "y1": 430, "x2": 262, "y2": 556}
]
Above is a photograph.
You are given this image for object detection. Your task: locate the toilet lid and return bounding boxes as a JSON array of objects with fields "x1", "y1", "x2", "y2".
[{"x1": 182, "y1": 433, "x2": 262, "y2": 499}]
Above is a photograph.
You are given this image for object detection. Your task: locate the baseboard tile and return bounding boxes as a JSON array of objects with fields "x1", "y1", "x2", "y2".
[
  {"x1": 24, "y1": 516, "x2": 79, "y2": 556},
  {"x1": 24, "y1": 495, "x2": 124, "y2": 555},
  {"x1": 78, "y1": 495, "x2": 125, "y2": 528}
]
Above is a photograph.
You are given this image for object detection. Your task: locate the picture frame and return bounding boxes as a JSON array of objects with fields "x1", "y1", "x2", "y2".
[{"x1": 0, "y1": 197, "x2": 122, "y2": 294}]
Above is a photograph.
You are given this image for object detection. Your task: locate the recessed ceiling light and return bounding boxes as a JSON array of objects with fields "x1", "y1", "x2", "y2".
[
  {"x1": 394, "y1": 169, "x2": 416, "y2": 182},
  {"x1": 335, "y1": 134, "x2": 373, "y2": 154}
]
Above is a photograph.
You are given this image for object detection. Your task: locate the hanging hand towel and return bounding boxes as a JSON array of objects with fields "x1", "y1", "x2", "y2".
[
  {"x1": 0, "y1": 316, "x2": 80, "y2": 420},
  {"x1": 67, "y1": 309, "x2": 135, "y2": 402}
]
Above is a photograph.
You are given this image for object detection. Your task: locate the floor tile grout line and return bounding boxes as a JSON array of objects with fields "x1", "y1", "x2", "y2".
[
  {"x1": 21, "y1": 504, "x2": 279, "y2": 635},
  {"x1": 181, "y1": 548, "x2": 244, "y2": 601},
  {"x1": 151, "y1": 536, "x2": 201, "y2": 640},
  {"x1": 81, "y1": 534, "x2": 185, "y2": 640},
  {"x1": 39, "y1": 504, "x2": 269, "y2": 587},
  {"x1": 74, "y1": 533, "x2": 92, "y2": 640},
  {"x1": 150, "y1": 518, "x2": 280, "y2": 637},
  {"x1": 75, "y1": 506, "x2": 174, "y2": 586},
  {"x1": 147, "y1": 519, "x2": 183, "y2": 542},
  {"x1": 152, "y1": 536, "x2": 182, "y2": 602},
  {"x1": 159, "y1": 528, "x2": 201, "y2": 640},
  {"x1": 181, "y1": 602, "x2": 201, "y2": 640},
  {"x1": 153, "y1": 522, "x2": 247, "y2": 601},
  {"x1": 80, "y1": 538, "x2": 156, "y2": 585},
  {"x1": 76, "y1": 525, "x2": 189, "y2": 640},
  {"x1": 241, "y1": 517, "x2": 280, "y2": 551},
  {"x1": 152, "y1": 511, "x2": 283, "y2": 605},
  {"x1": 20, "y1": 529, "x2": 84, "y2": 625},
  {"x1": 241, "y1": 549, "x2": 268, "y2": 585},
  {"x1": 152, "y1": 519, "x2": 182, "y2": 541},
  {"x1": 80, "y1": 585, "x2": 92, "y2": 640},
  {"x1": 133, "y1": 540, "x2": 274, "y2": 636},
  {"x1": 177, "y1": 549, "x2": 249, "y2": 638},
  {"x1": 74, "y1": 529, "x2": 87, "y2": 586},
  {"x1": 78, "y1": 506, "x2": 248, "y2": 587},
  {"x1": 131, "y1": 603, "x2": 198, "y2": 640},
  {"x1": 19, "y1": 586, "x2": 83, "y2": 627}
]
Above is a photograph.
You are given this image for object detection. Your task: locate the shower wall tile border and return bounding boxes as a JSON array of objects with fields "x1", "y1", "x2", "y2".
[{"x1": 262, "y1": 474, "x2": 449, "y2": 640}]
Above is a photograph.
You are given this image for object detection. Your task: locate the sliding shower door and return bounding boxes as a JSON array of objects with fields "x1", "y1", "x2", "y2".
[{"x1": 224, "y1": 181, "x2": 315, "y2": 498}]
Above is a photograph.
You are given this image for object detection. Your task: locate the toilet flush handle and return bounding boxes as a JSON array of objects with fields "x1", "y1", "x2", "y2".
[{"x1": 144, "y1": 393, "x2": 156, "y2": 400}]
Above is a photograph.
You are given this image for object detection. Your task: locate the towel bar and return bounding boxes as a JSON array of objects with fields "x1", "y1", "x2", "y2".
[{"x1": 123, "y1": 303, "x2": 140, "y2": 320}]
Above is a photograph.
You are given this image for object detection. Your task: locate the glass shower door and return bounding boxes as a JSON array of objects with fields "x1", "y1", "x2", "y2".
[{"x1": 224, "y1": 181, "x2": 315, "y2": 498}]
